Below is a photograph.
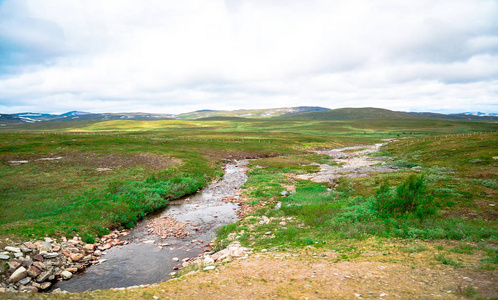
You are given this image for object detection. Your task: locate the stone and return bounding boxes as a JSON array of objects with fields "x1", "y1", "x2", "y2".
[
  {"x1": 203, "y1": 256, "x2": 214, "y2": 265},
  {"x1": 33, "y1": 261, "x2": 46, "y2": 270},
  {"x1": 65, "y1": 267, "x2": 78, "y2": 273},
  {"x1": 41, "y1": 241, "x2": 52, "y2": 251},
  {"x1": 83, "y1": 244, "x2": 95, "y2": 251},
  {"x1": 22, "y1": 257, "x2": 33, "y2": 268},
  {"x1": 260, "y1": 216, "x2": 270, "y2": 224},
  {"x1": 36, "y1": 270, "x2": 53, "y2": 283},
  {"x1": 5, "y1": 246, "x2": 21, "y2": 253},
  {"x1": 19, "y1": 286, "x2": 38, "y2": 293},
  {"x1": 172, "y1": 257, "x2": 179, "y2": 262},
  {"x1": 93, "y1": 250, "x2": 102, "y2": 256},
  {"x1": 36, "y1": 243, "x2": 49, "y2": 252},
  {"x1": 19, "y1": 276, "x2": 31, "y2": 285},
  {"x1": 23, "y1": 242, "x2": 37, "y2": 249},
  {"x1": 8, "y1": 260, "x2": 21, "y2": 270},
  {"x1": 8, "y1": 266, "x2": 27, "y2": 283},
  {"x1": 43, "y1": 252, "x2": 59, "y2": 259},
  {"x1": 61, "y1": 270, "x2": 73, "y2": 280},
  {"x1": 33, "y1": 254, "x2": 44, "y2": 262},
  {"x1": 39, "y1": 282, "x2": 52, "y2": 290},
  {"x1": 44, "y1": 237, "x2": 54, "y2": 243},
  {"x1": 69, "y1": 253, "x2": 84, "y2": 262},
  {"x1": 280, "y1": 191, "x2": 290, "y2": 196},
  {"x1": 203, "y1": 266, "x2": 216, "y2": 271},
  {"x1": 0, "y1": 254, "x2": 10, "y2": 260},
  {"x1": 27, "y1": 266, "x2": 42, "y2": 277},
  {"x1": 14, "y1": 252, "x2": 24, "y2": 258}
]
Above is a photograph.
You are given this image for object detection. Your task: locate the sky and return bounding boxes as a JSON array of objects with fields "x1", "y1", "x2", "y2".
[{"x1": 0, "y1": 0, "x2": 497, "y2": 114}]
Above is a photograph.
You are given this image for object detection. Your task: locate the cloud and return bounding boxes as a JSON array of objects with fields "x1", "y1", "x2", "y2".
[{"x1": 0, "y1": 0, "x2": 497, "y2": 114}]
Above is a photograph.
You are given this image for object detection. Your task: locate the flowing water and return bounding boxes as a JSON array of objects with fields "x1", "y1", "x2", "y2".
[{"x1": 56, "y1": 160, "x2": 249, "y2": 292}]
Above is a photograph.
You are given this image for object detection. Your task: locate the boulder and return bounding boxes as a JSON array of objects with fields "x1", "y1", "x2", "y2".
[
  {"x1": 8, "y1": 266, "x2": 27, "y2": 283},
  {"x1": 60, "y1": 270, "x2": 73, "y2": 280}
]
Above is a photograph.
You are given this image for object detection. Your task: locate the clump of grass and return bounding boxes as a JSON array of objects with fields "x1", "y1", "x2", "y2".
[{"x1": 434, "y1": 253, "x2": 462, "y2": 267}]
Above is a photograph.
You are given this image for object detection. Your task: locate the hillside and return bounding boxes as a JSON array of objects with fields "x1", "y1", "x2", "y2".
[
  {"x1": 281, "y1": 107, "x2": 498, "y2": 121},
  {"x1": 176, "y1": 106, "x2": 329, "y2": 119}
]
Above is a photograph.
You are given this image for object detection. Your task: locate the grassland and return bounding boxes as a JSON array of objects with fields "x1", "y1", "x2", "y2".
[{"x1": 0, "y1": 117, "x2": 496, "y2": 298}]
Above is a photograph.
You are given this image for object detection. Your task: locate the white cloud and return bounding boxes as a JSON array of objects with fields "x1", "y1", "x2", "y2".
[{"x1": 0, "y1": 0, "x2": 497, "y2": 114}]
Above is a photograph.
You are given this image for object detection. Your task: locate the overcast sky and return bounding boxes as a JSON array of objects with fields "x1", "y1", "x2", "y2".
[{"x1": 1, "y1": 0, "x2": 497, "y2": 114}]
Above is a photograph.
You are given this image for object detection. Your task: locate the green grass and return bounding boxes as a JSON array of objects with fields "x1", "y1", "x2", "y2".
[{"x1": 0, "y1": 118, "x2": 496, "y2": 246}]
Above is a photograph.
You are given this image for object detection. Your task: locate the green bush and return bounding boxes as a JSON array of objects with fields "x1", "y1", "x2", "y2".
[{"x1": 374, "y1": 174, "x2": 437, "y2": 223}]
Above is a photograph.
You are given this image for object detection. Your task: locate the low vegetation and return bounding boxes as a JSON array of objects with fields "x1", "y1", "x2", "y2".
[{"x1": 0, "y1": 116, "x2": 496, "y2": 298}]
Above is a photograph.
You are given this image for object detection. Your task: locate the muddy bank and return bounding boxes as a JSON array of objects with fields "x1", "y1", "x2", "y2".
[{"x1": 55, "y1": 160, "x2": 249, "y2": 292}]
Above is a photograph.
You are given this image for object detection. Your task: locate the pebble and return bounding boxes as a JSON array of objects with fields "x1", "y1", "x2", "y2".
[
  {"x1": 380, "y1": 293, "x2": 387, "y2": 297},
  {"x1": 172, "y1": 257, "x2": 179, "y2": 262},
  {"x1": 203, "y1": 266, "x2": 216, "y2": 271}
]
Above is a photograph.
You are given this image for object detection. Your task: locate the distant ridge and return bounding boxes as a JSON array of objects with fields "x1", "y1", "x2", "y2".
[
  {"x1": 279, "y1": 107, "x2": 498, "y2": 121},
  {"x1": 1, "y1": 107, "x2": 497, "y2": 126},
  {"x1": 177, "y1": 106, "x2": 329, "y2": 119}
]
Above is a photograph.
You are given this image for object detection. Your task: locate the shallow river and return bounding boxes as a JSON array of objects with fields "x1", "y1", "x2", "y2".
[{"x1": 56, "y1": 160, "x2": 248, "y2": 292}]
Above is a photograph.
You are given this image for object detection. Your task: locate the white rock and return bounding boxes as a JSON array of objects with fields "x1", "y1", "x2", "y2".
[
  {"x1": 172, "y1": 257, "x2": 179, "y2": 262},
  {"x1": 61, "y1": 271, "x2": 73, "y2": 280},
  {"x1": 0, "y1": 254, "x2": 9, "y2": 260},
  {"x1": 9, "y1": 266, "x2": 27, "y2": 283},
  {"x1": 203, "y1": 256, "x2": 214, "y2": 265},
  {"x1": 203, "y1": 266, "x2": 216, "y2": 271},
  {"x1": 5, "y1": 246, "x2": 21, "y2": 253}
]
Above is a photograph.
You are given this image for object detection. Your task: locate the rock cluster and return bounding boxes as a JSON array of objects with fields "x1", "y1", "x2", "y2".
[
  {"x1": 177, "y1": 241, "x2": 250, "y2": 275},
  {"x1": 0, "y1": 231, "x2": 128, "y2": 293}
]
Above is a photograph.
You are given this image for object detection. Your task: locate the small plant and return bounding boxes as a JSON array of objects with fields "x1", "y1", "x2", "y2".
[{"x1": 455, "y1": 284, "x2": 478, "y2": 298}]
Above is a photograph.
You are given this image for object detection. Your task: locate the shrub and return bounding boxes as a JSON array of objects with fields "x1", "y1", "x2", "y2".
[{"x1": 374, "y1": 174, "x2": 437, "y2": 223}]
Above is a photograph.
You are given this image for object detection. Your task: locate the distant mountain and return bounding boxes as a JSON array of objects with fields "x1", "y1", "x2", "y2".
[
  {"x1": 59, "y1": 111, "x2": 92, "y2": 117},
  {"x1": 177, "y1": 106, "x2": 329, "y2": 119},
  {"x1": 458, "y1": 112, "x2": 498, "y2": 117},
  {"x1": 1, "y1": 107, "x2": 497, "y2": 126},
  {"x1": 1, "y1": 111, "x2": 176, "y2": 125}
]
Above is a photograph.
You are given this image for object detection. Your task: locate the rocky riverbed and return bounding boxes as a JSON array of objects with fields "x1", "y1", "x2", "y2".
[
  {"x1": 0, "y1": 231, "x2": 128, "y2": 293},
  {"x1": 0, "y1": 160, "x2": 250, "y2": 294}
]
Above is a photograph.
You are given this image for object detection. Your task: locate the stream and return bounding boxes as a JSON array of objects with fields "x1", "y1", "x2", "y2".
[{"x1": 56, "y1": 160, "x2": 249, "y2": 292}]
